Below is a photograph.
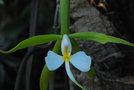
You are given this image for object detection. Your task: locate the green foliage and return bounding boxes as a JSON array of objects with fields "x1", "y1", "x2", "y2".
[
  {"x1": 69, "y1": 32, "x2": 134, "y2": 46},
  {"x1": 40, "y1": 66, "x2": 53, "y2": 90},
  {"x1": 0, "y1": 34, "x2": 62, "y2": 54},
  {"x1": 86, "y1": 67, "x2": 96, "y2": 79},
  {"x1": 71, "y1": 39, "x2": 80, "y2": 54}
]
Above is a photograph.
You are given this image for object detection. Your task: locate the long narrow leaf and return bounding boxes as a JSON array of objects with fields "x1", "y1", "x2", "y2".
[
  {"x1": 69, "y1": 32, "x2": 134, "y2": 46},
  {"x1": 40, "y1": 66, "x2": 53, "y2": 90},
  {"x1": 0, "y1": 34, "x2": 62, "y2": 54}
]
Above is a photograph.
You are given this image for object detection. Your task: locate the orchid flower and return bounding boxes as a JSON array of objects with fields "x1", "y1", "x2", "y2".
[{"x1": 45, "y1": 34, "x2": 91, "y2": 90}]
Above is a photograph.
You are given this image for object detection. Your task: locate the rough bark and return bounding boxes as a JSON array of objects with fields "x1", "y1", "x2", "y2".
[{"x1": 70, "y1": 0, "x2": 134, "y2": 90}]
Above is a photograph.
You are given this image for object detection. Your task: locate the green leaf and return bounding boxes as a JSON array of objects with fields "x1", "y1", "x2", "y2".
[
  {"x1": 69, "y1": 32, "x2": 134, "y2": 46},
  {"x1": 71, "y1": 39, "x2": 80, "y2": 54},
  {"x1": 86, "y1": 67, "x2": 96, "y2": 79},
  {"x1": 0, "y1": 34, "x2": 62, "y2": 54},
  {"x1": 40, "y1": 66, "x2": 53, "y2": 90}
]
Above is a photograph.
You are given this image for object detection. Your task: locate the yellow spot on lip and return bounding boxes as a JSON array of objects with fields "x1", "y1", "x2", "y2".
[
  {"x1": 62, "y1": 53, "x2": 71, "y2": 62},
  {"x1": 62, "y1": 46, "x2": 71, "y2": 61}
]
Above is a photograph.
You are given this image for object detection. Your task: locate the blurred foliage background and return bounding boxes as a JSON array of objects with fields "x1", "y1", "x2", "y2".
[{"x1": 0, "y1": 0, "x2": 57, "y2": 90}]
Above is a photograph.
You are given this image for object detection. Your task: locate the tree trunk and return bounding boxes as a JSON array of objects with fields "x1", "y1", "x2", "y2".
[{"x1": 70, "y1": 0, "x2": 134, "y2": 90}]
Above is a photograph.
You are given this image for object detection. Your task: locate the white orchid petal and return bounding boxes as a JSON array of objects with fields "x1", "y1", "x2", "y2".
[
  {"x1": 61, "y1": 34, "x2": 72, "y2": 55},
  {"x1": 65, "y1": 62, "x2": 86, "y2": 90},
  {"x1": 70, "y1": 51, "x2": 91, "y2": 72},
  {"x1": 45, "y1": 51, "x2": 64, "y2": 71}
]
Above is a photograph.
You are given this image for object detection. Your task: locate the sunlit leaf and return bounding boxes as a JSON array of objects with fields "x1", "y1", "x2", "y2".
[
  {"x1": 69, "y1": 32, "x2": 134, "y2": 46},
  {"x1": 0, "y1": 34, "x2": 62, "y2": 54}
]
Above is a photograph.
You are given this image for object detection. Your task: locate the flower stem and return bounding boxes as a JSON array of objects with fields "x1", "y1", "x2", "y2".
[{"x1": 60, "y1": 0, "x2": 70, "y2": 34}]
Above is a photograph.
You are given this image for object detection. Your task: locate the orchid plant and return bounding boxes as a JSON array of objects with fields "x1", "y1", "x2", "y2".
[
  {"x1": 45, "y1": 34, "x2": 91, "y2": 90},
  {"x1": 0, "y1": 0, "x2": 134, "y2": 90}
]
